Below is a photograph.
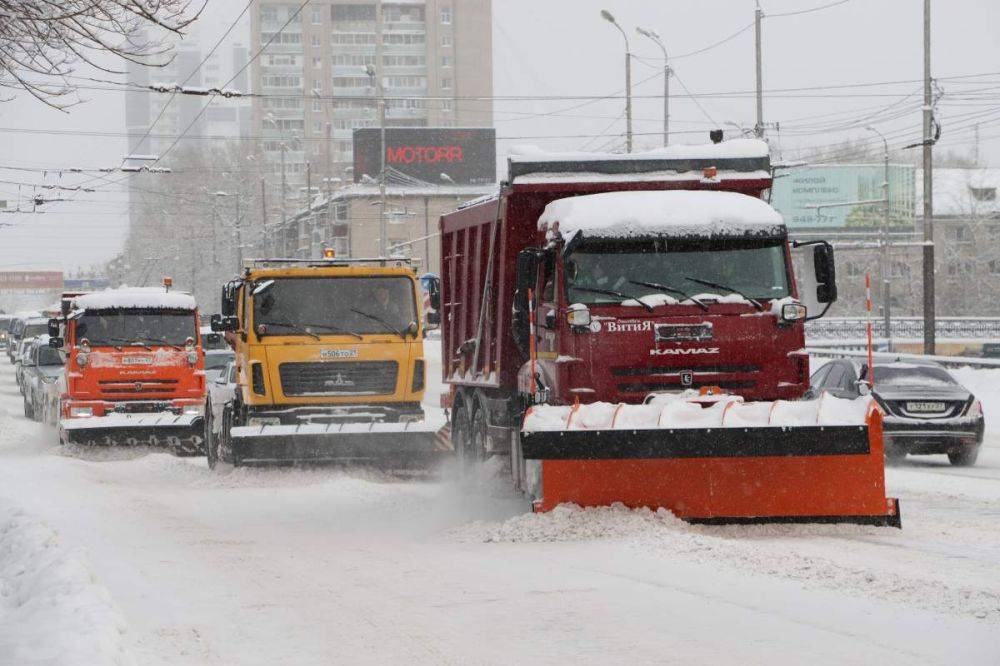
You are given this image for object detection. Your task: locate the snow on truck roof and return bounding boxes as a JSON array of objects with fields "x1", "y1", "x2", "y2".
[
  {"x1": 538, "y1": 190, "x2": 785, "y2": 239},
  {"x1": 72, "y1": 288, "x2": 197, "y2": 312}
]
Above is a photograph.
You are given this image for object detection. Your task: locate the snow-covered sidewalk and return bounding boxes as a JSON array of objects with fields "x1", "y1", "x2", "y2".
[{"x1": 0, "y1": 499, "x2": 132, "y2": 666}]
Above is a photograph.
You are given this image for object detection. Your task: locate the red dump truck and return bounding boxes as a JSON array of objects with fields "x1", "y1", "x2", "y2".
[
  {"x1": 437, "y1": 137, "x2": 900, "y2": 526},
  {"x1": 50, "y1": 285, "x2": 207, "y2": 454}
]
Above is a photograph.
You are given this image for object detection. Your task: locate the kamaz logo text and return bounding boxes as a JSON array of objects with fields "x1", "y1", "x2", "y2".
[{"x1": 649, "y1": 347, "x2": 720, "y2": 356}]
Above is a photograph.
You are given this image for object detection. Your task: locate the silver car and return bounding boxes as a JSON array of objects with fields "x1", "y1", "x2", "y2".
[
  {"x1": 22, "y1": 339, "x2": 64, "y2": 422},
  {"x1": 204, "y1": 361, "x2": 237, "y2": 468}
]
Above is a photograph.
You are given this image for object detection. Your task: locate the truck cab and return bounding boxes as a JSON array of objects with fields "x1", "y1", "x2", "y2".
[{"x1": 53, "y1": 286, "x2": 206, "y2": 452}]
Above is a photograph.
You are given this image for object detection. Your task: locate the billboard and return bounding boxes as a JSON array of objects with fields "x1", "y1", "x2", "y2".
[
  {"x1": 770, "y1": 164, "x2": 915, "y2": 230},
  {"x1": 353, "y1": 127, "x2": 496, "y2": 186},
  {"x1": 0, "y1": 271, "x2": 63, "y2": 292}
]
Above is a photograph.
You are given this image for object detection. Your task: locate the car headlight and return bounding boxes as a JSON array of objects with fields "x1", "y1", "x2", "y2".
[
  {"x1": 69, "y1": 406, "x2": 93, "y2": 418},
  {"x1": 181, "y1": 404, "x2": 204, "y2": 416},
  {"x1": 967, "y1": 399, "x2": 983, "y2": 418}
]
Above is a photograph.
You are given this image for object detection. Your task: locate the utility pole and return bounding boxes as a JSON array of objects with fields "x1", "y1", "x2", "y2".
[
  {"x1": 601, "y1": 10, "x2": 632, "y2": 152},
  {"x1": 922, "y1": 0, "x2": 935, "y2": 354},
  {"x1": 325, "y1": 122, "x2": 333, "y2": 239},
  {"x1": 260, "y1": 177, "x2": 267, "y2": 258},
  {"x1": 637, "y1": 27, "x2": 669, "y2": 146},
  {"x1": 234, "y1": 192, "x2": 243, "y2": 267},
  {"x1": 754, "y1": 2, "x2": 764, "y2": 138},
  {"x1": 305, "y1": 161, "x2": 312, "y2": 258}
]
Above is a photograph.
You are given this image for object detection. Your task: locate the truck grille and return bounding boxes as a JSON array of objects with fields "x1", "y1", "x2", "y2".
[
  {"x1": 99, "y1": 379, "x2": 178, "y2": 396},
  {"x1": 612, "y1": 364, "x2": 759, "y2": 395},
  {"x1": 279, "y1": 361, "x2": 398, "y2": 397}
]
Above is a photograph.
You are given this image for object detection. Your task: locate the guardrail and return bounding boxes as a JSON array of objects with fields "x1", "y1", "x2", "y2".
[
  {"x1": 806, "y1": 347, "x2": 1000, "y2": 369},
  {"x1": 806, "y1": 317, "x2": 1000, "y2": 341}
]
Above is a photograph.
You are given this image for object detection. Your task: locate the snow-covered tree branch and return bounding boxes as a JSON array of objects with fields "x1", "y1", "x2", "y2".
[{"x1": 0, "y1": 0, "x2": 203, "y2": 109}]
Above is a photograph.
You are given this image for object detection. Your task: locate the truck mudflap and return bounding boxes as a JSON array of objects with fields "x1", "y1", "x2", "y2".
[
  {"x1": 520, "y1": 391, "x2": 901, "y2": 527},
  {"x1": 59, "y1": 414, "x2": 204, "y2": 455},
  {"x1": 229, "y1": 421, "x2": 452, "y2": 468}
]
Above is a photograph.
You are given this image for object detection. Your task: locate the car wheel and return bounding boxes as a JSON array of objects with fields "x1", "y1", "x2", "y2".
[
  {"x1": 948, "y1": 446, "x2": 979, "y2": 467},
  {"x1": 23, "y1": 395, "x2": 33, "y2": 419}
]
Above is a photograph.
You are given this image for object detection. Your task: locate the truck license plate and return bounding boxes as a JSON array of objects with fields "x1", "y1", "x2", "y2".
[{"x1": 906, "y1": 401, "x2": 946, "y2": 413}]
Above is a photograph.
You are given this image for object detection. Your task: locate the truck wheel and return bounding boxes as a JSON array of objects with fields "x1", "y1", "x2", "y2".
[
  {"x1": 948, "y1": 446, "x2": 979, "y2": 467},
  {"x1": 452, "y1": 401, "x2": 473, "y2": 471},
  {"x1": 215, "y1": 404, "x2": 236, "y2": 471},
  {"x1": 470, "y1": 407, "x2": 489, "y2": 464}
]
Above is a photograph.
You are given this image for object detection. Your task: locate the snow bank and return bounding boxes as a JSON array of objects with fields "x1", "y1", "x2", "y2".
[
  {"x1": 73, "y1": 288, "x2": 196, "y2": 312},
  {"x1": 538, "y1": 190, "x2": 784, "y2": 240},
  {"x1": 950, "y1": 367, "x2": 1000, "y2": 435},
  {"x1": 0, "y1": 500, "x2": 132, "y2": 665},
  {"x1": 468, "y1": 502, "x2": 688, "y2": 543}
]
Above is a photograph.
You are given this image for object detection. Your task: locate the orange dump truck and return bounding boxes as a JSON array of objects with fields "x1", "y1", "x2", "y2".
[{"x1": 50, "y1": 286, "x2": 206, "y2": 454}]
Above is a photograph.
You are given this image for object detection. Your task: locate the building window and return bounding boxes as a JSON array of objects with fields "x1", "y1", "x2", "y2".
[
  {"x1": 946, "y1": 261, "x2": 974, "y2": 277},
  {"x1": 312, "y1": 56, "x2": 322, "y2": 69},
  {"x1": 261, "y1": 5, "x2": 278, "y2": 22},
  {"x1": 332, "y1": 76, "x2": 372, "y2": 89},
  {"x1": 948, "y1": 225, "x2": 970, "y2": 242},
  {"x1": 311, "y1": 34, "x2": 321, "y2": 47},
  {"x1": 383, "y1": 33, "x2": 425, "y2": 45},
  {"x1": 441, "y1": 7, "x2": 452, "y2": 24},
  {"x1": 332, "y1": 4, "x2": 376, "y2": 21},
  {"x1": 261, "y1": 75, "x2": 302, "y2": 89},
  {"x1": 441, "y1": 77, "x2": 453, "y2": 90},
  {"x1": 261, "y1": 32, "x2": 301, "y2": 45},
  {"x1": 333, "y1": 53, "x2": 377, "y2": 67},
  {"x1": 313, "y1": 120, "x2": 323, "y2": 133},
  {"x1": 971, "y1": 186, "x2": 996, "y2": 201},
  {"x1": 441, "y1": 99, "x2": 453, "y2": 112},
  {"x1": 441, "y1": 33, "x2": 453, "y2": 48},
  {"x1": 441, "y1": 56, "x2": 453, "y2": 68},
  {"x1": 330, "y1": 32, "x2": 377, "y2": 44},
  {"x1": 384, "y1": 5, "x2": 425, "y2": 22},
  {"x1": 313, "y1": 98, "x2": 323, "y2": 112},
  {"x1": 311, "y1": 6, "x2": 322, "y2": 24},
  {"x1": 383, "y1": 54, "x2": 426, "y2": 68}
]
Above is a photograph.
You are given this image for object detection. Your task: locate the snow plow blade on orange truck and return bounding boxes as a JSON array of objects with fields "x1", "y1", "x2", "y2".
[{"x1": 439, "y1": 136, "x2": 900, "y2": 527}]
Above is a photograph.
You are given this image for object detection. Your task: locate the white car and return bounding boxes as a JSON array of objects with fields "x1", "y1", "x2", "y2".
[
  {"x1": 14, "y1": 336, "x2": 40, "y2": 395},
  {"x1": 204, "y1": 361, "x2": 237, "y2": 468}
]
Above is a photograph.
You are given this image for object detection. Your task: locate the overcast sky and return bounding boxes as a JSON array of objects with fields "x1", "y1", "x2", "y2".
[{"x1": 1, "y1": 0, "x2": 998, "y2": 273}]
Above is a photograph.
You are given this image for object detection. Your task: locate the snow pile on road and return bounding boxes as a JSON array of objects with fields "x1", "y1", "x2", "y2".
[
  {"x1": 465, "y1": 502, "x2": 688, "y2": 543},
  {"x1": 0, "y1": 500, "x2": 132, "y2": 666},
  {"x1": 538, "y1": 190, "x2": 784, "y2": 239},
  {"x1": 951, "y1": 366, "x2": 1000, "y2": 434},
  {"x1": 72, "y1": 287, "x2": 196, "y2": 311}
]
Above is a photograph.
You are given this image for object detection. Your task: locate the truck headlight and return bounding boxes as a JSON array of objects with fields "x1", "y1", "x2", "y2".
[
  {"x1": 566, "y1": 306, "x2": 591, "y2": 327},
  {"x1": 77, "y1": 353, "x2": 89, "y2": 367},
  {"x1": 69, "y1": 406, "x2": 93, "y2": 418},
  {"x1": 182, "y1": 404, "x2": 204, "y2": 416},
  {"x1": 399, "y1": 414, "x2": 423, "y2": 423},
  {"x1": 187, "y1": 351, "x2": 198, "y2": 365},
  {"x1": 781, "y1": 303, "x2": 807, "y2": 322}
]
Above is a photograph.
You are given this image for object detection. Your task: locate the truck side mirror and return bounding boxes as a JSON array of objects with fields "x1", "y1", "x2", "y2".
[
  {"x1": 48, "y1": 318, "x2": 60, "y2": 338},
  {"x1": 813, "y1": 243, "x2": 837, "y2": 304},
  {"x1": 427, "y1": 276, "x2": 441, "y2": 311},
  {"x1": 220, "y1": 281, "x2": 239, "y2": 317},
  {"x1": 512, "y1": 248, "x2": 544, "y2": 354},
  {"x1": 48, "y1": 337, "x2": 63, "y2": 349}
]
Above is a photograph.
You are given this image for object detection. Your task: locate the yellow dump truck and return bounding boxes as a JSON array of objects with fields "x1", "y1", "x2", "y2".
[{"x1": 208, "y1": 257, "x2": 446, "y2": 469}]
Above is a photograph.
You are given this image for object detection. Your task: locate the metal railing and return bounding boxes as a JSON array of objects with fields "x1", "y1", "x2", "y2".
[
  {"x1": 806, "y1": 317, "x2": 1000, "y2": 341},
  {"x1": 806, "y1": 347, "x2": 1000, "y2": 369}
]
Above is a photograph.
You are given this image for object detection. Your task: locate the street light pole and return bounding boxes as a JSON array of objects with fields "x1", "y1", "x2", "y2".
[
  {"x1": 867, "y1": 126, "x2": 892, "y2": 351},
  {"x1": 922, "y1": 0, "x2": 936, "y2": 355},
  {"x1": 637, "y1": 27, "x2": 670, "y2": 147},
  {"x1": 602, "y1": 10, "x2": 632, "y2": 152},
  {"x1": 367, "y1": 63, "x2": 388, "y2": 256},
  {"x1": 754, "y1": 2, "x2": 765, "y2": 138}
]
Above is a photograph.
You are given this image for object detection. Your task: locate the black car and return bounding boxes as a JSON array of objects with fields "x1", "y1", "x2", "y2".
[{"x1": 807, "y1": 358, "x2": 984, "y2": 467}]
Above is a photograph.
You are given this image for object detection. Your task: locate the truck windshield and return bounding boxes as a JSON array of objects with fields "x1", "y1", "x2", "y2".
[
  {"x1": 75, "y1": 310, "x2": 197, "y2": 347},
  {"x1": 253, "y1": 277, "x2": 417, "y2": 337},
  {"x1": 565, "y1": 237, "x2": 790, "y2": 305}
]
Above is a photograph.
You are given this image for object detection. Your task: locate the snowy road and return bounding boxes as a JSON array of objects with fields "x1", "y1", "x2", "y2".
[{"x1": 1, "y1": 355, "x2": 999, "y2": 665}]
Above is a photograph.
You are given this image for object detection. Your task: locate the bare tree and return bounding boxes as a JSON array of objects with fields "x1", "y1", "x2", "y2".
[{"x1": 0, "y1": 0, "x2": 203, "y2": 109}]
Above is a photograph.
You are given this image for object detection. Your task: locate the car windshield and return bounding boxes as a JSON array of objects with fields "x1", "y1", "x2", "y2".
[
  {"x1": 205, "y1": 352, "x2": 234, "y2": 372},
  {"x1": 75, "y1": 309, "x2": 197, "y2": 347},
  {"x1": 37, "y1": 346, "x2": 62, "y2": 366},
  {"x1": 252, "y1": 276, "x2": 417, "y2": 337},
  {"x1": 564, "y1": 237, "x2": 790, "y2": 305},
  {"x1": 872, "y1": 365, "x2": 957, "y2": 387}
]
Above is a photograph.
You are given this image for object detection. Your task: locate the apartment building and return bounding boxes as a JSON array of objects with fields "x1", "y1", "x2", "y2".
[{"x1": 250, "y1": 1, "x2": 493, "y2": 213}]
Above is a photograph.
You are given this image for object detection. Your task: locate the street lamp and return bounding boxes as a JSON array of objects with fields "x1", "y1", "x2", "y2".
[
  {"x1": 366, "y1": 63, "x2": 388, "y2": 256},
  {"x1": 636, "y1": 26, "x2": 670, "y2": 147},
  {"x1": 866, "y1": 125, "x2": 892, "y2": 351},
  {"x1": 601, "y1": 10, "x2": 632, "y2": 153}
]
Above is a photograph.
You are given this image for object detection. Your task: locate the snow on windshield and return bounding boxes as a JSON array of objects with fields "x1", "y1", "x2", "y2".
[{"x1": 873, "y1": 365, "x2": 957, "y2": 387}]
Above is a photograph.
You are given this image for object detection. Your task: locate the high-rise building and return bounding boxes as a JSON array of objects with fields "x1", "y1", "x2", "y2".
[{"x1": 250, "y1": 1, "x2": 493, "y2": 215}]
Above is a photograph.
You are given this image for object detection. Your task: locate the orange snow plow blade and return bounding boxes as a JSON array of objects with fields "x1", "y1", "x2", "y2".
[{"x1": 520, "y1": 395, "x2": 901, "y2": 527}]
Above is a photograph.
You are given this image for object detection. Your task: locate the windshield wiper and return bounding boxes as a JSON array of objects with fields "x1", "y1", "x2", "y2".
[
  {"x1": 302, "y1": 322, "x2": 364, "y2": 340},
  {"x1": 135, "y1": 337, "x2": 181, "y2": 351},
  {"x1": 259, "y1": 320, "x2": 365, "y2": 341},
  {"x1": 569, "y1": 286, "x2": 655, "y2": 312},
  {"x1": 257, "y1": 320, "x2": 321, "y2": 341},
  {"x1": 627, "y1": 280, "x2": 709, "y2": 312},
  {"x1": 682, "y1": 276, "x2": 763, "y2": 310},
  {"x1": 350, "y1": 308, "x2": 405, "y2": 339}
]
